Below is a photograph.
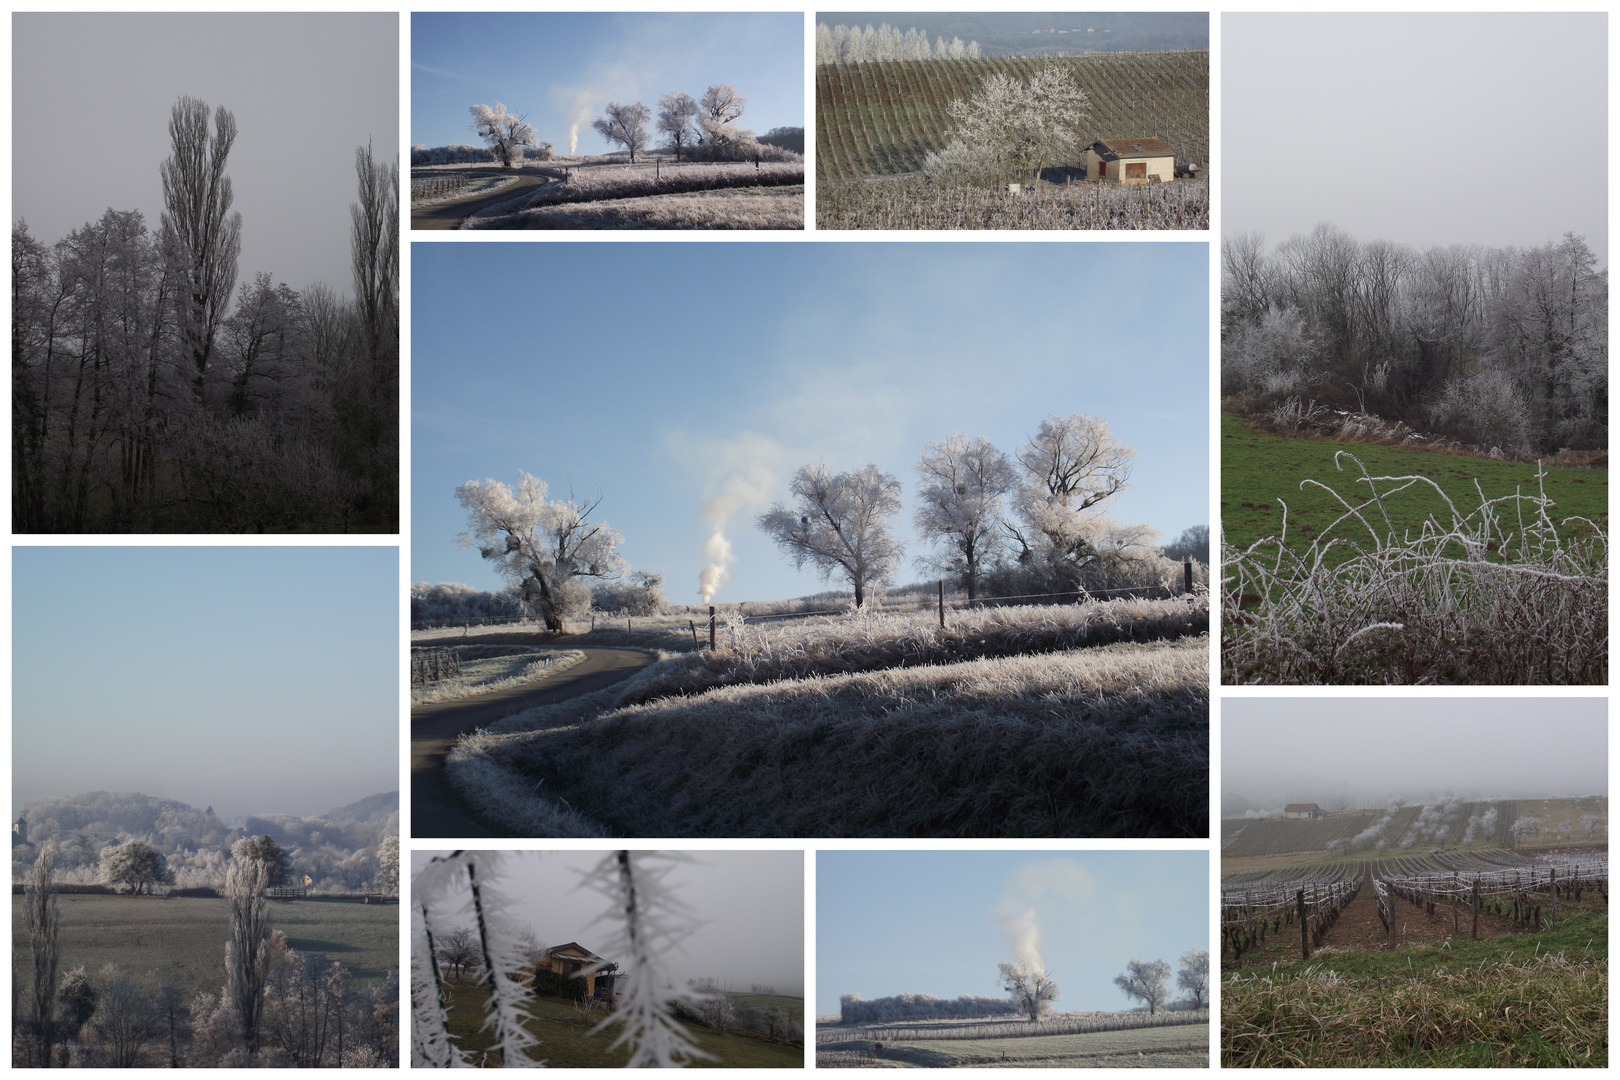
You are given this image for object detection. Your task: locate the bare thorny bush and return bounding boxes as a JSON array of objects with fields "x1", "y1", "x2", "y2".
[{"x1": 1223, "y1": 452, "x2": 1606, "y2": 684}]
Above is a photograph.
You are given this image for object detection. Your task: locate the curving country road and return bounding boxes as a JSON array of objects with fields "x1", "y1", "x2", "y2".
[
  {"x1": 411, "y1": 645, "x2": 654, "y2": 838},
  {"x1": 411, "y1": 168, "x2": 557, "y2": 230}
]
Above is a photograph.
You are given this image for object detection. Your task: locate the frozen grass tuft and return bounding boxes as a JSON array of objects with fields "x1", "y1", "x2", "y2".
[
  {"x1": 620, "y1": 596, "x2": 1207, "y2": 705},
  {"x1": 1222, "y1": 952, "x2": 1606, "y2": 1067},
  {"x1": 818, "y1": 178, "x2": 1208, "y2": 230},
  {"x1": 449, "y1": 637, "x2": 1207, "y2": 838},
  {"x1": 1223, "y1": 453, "x2": 1606, "y2": 684},
  {"x1": 499, "y1": 187, "x2": 803, "y2": 230}
]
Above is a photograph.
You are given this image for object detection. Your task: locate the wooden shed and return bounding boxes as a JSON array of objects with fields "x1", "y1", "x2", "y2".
[
  {"x1": 1084, "y1": 138, "x2": 1175, "y2": 185},
  {"x1": 1283, "y1": 803, "x2": 1322, "y2": 819}
]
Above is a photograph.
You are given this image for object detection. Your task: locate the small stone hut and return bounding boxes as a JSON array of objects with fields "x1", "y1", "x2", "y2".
[{"x1": 1084, "y1": 138, "x2": 1175, "y2": 184}]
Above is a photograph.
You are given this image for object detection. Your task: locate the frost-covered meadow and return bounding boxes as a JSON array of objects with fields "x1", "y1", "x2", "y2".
[{"x1": 443, "y1": 598, "x2": 1209, "y2": 839}]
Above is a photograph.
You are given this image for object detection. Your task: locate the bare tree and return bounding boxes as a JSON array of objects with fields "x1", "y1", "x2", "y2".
[
  {"x1": 86, "y1": 967, "x2": 157, "y2": 1068},
  {"x1": 350, "y1": 139, "x2": 399, "y2": 468},
  {"x1": 468, "y1": 103, "x2": 538, "y2": 168},
  {"x1": 159, "y1": 95, "x2": 241, "y2": 405},
  {"x1": 1176, "y1": 948, "x2": 1208, "y2": 1009},
  {"x1": 757, "y1": 464, "x2": 903, "y2": 608},
  {"x1": 657, "y1": 91, "x2": 700, "y2": 161},
  {"x1": 997, "y1": 961, "x2": 1060, "y2": 1021},
  {"x1": 913, "y1": 434, "x2": 1016, "y2": 599},
  {"x1": 435, "y1": 926, "x2": 481, "y2": 980},
  {"x1": 1113, "y1": 958, "x2": 1172, "y2": 1015},
  {"x1": 456, "y1": 472, "x2": 627, "y2": 632},
  {"x1": 26, "y1": 847, "x2": 60, "y2": 1067},
  {"x1": 593, "y1": 101, "x2": 652, "y2": 162},
  {"x1": 225, "y1": 859, "x2": 272, "y2": 1053}
]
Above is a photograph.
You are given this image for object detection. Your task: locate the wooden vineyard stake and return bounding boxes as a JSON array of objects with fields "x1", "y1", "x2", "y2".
[{"x1": 1297, "y1": 889, "x2": 1309, "y2": 960}]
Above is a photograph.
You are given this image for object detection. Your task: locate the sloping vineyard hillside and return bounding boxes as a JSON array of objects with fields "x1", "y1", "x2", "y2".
[{"x1": 816, "y1": 50, "x2": 1208, "y2": 181}]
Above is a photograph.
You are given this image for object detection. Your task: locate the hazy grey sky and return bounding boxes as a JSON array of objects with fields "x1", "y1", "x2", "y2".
[
  {"x1": 13, "y1": 13, "x2": 397, "y2": 294},
  {"x1": 412, "y1": 851, "x2": 804, "y2": 997},
  {"x1": 1224, "y1": 698, "x2": 1607, "y2": 808},
  {"x1": 13, "y1": 547, "x2": 398, "y2": 823},
  {"x1": 1224, "y1": 13, "x2": 1607, "y2": 263}
]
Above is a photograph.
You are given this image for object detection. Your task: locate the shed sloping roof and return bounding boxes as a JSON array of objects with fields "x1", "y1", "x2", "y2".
[
  {"x1": 1284, "y1": 803, "x2": 1320, "y2": 813},
  {"x1": 1091, "y1": 137, "x2": 1174, "y2": 160}
]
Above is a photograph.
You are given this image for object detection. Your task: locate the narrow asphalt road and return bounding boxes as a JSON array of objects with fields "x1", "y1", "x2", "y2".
[
  {"x1": 411, "y1": 169, "x2": 555, "y2": 230},
  {"x1": 411, "y1": 645, "x2": 654, "y2": 838}
]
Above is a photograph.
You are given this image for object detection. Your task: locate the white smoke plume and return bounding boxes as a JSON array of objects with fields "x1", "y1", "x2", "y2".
[
  {"x1": 684, "y1": 432, "x2": 789, "y2": 604},
  {"x1": 995, "y1": 859, "x2": 1095, "y2": 976}
]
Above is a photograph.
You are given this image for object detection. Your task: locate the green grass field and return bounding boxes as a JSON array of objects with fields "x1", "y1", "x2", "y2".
[
  {"x1": 1221, "y1": 412, "x2": 1608, "y2": 551},
  {"x1": 1223, "y1": 910, "x2": 1607, "y2": 1067},
  {"x1": 437, "y1": 980, "x2": 803, "y2": 1067},
  {"x1": 816, "y1": 51, "x2": 1208, "y2": 181},
  {"x1": 11, "y1": 894, "x2": 397, "y2": 1005}
]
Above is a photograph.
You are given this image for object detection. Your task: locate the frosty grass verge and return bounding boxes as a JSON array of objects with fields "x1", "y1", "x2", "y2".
[
  {"x1": 411, "y1": 646, "x2": 585, "y2": 706},
  {"x1": 1223, "y1": 452, "x2": 1606, "y2": 684},
  {"x1": 444, "y1": 600, "x2": 1208, "y2": 838}
]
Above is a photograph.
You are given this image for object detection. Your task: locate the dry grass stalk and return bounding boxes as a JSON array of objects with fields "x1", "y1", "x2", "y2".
[{"x1": 1223, "y1": 453, "x2": 1606, "y2": 684}]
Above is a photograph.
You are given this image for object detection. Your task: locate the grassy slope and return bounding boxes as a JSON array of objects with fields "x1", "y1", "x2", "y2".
[
  {"x1": 816, "y1": 51, "x2": 1208, "y2": 181},
  {"x1": 453, "y1": 636, "x2": 1207, "y2": 838},
  {"x1": 1222, "y1": 909, "x2": 1607, "y2": 1067},
  {"x1": 439, "y1": 981, "x2": 803, "y2": 1068},
  {"x1": 1221, "y1": 412, "x2": 1608, "y2": 551},
  {"x1": 10, "y1": 895, "x2": 397, "y2": 1004}
]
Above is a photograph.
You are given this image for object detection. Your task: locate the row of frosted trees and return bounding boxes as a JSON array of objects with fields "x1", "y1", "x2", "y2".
[
  {"x1": 13, "y1": 95, "x2": 398, "y2": 533},
  {"x1": 816, "y1": 22, "x2": 982, "y2": 64},
  {"x1": 1222, "y1": 224, "x2": 1606, "y2": 455}
]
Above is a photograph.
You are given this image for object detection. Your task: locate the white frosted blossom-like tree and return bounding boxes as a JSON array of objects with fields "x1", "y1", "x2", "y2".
[
  {"x1": 914, "y1": 434, "x2": 1017, "y2": 599},
  {"x1": 593, "y1": 101, "x2": 653, "y2": 162},
  {"x1": 1113, "y1": 958, "x2": 1172, "y2": 1015},
  {"x1": 757, "y1": 464, "x2": 903, "y2": 608},
  {"x1": 925, "y1": 66, "x2": 1089, "y2": 190},
  {"x1": 469, "y1": 103, "x2": 538, "y2": 168},
  {"x1": 457, "y1": 472, "x2": 626, "y2": 632},
  {"x1": 997, "y1": 960, "x2": 1060, "y2": 1021},
  {"x1": 697, "y1": 84, "x2": 747, "y2": 146},
  {"x1": 1176, "y1": 948, "x2": 1208, "y2": 1008},
  {"x1": 657, "y1": 91, "x2": 701, "y2": 160},
  {"x1": 225, "y1": 859, "x2": 272, "y2": 1053}
]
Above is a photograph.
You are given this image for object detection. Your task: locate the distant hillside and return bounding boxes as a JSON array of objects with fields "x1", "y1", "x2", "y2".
[
  {"x1": 13, "y1": 789, "x2": 397, "y2": 891},
  {"x1": 816, "y1": 50, "x2": 1208, "y2": 181},
  {"x1": 323, "y1": 790, "x2": 399, "y2": 824}
]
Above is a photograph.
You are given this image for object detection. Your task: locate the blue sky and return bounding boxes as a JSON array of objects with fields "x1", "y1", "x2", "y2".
[
  {"x1": 412, "y1": 12, "x2": 804, "y2": 156},
  {"x1": 817, "y1": 850, "x2": 1208, "y2": 1016},
  {"x1": 12, "y1": 546, "x2": 398, "y2": 823},
  {"x1": 412, "y1": 242, "x2": 1208, "y2": 605}
]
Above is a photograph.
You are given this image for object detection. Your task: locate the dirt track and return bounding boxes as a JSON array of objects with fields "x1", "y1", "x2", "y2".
[
  {"x1": 410, "y1": 644, "x2": 654, "y2": 837},
  {"x1": 410, "y1": 168, "x2": 555, "y2": 230}
]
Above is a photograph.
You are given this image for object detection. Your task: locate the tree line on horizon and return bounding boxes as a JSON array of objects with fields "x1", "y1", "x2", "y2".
[{"x1": 13, "y1": 95, "x2": 399, "y2": 533}]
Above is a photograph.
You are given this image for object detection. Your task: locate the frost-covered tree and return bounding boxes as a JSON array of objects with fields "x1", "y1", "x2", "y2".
[
  {"x1": 469, "y1": 103, "x2": 538, "y2": 168},
  {"x1": 26, "y1": 847, "x2": 61, "y2": 1067},
  {"x1": 232, "y1": 834, "x2": 292, "y2": 887},
  {"x1": 997, "y1": 961, "x2": 1059, "y2": 1021},
  {"x1": 457, "y1": 472, "x2": 627, "y2": 632},
  {"x1": 657, "y1": 91, "x2": 701, "y2": 161},
  {"x1": 225, "y1": 859, "x2": 272, "y2": 1053},
  {"x1": 1004, "y1": 413, "x2": 1143, "y2": 589},
  {"x1": 1161, "y1": 525, "x2": 1210, "y2": 565},
  {"x1": 1113, "y1": 958, "x2": 1172, "y2": 1015},
  {"x1": 698, "y1": 84, "x2": 748, "y2": 146},
  {"x1": 926, "y1": 66, "x2": 1088, "y2": 190},
  {"x1": 376, "y1": 834, "x2": 400, "y2": 893},
  {"x1": 913, "y1": 434, "x2": 1017, "y2": 599},
  {"x1": 160, "y1": 95, "x2": 241, "y2": 405},
  {"x1": 100, "y1": 840, "x2": 174, "y2": 896},
  {"x1": 757, "y1": 464, "x2": 903, "y2": 608},
  {"x1": 350, "y1": 138, "x2": 399, "y2": 477},
  {"x1": 1176, "y1": 948, "x2": 1208, "y2": 1008},
  {"x1": 593, "y1": 101, "x2": 653, "y2": 162},
  {"x1": 434, "y1": 926, "x2": 480, "y2": 979},
  {"x1": 87, "y1": 965, "x2": 158, "y2": 1067}
]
